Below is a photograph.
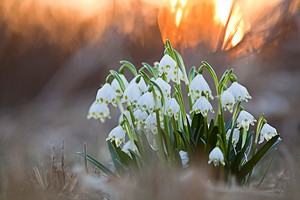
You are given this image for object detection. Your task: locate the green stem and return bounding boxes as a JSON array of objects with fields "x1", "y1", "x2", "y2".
[
  {"x1": 174, "y1": 85, "x2": 190, "y2": 144},
  {"x1": 247, "y1": 114, "x2": 265, "y2": 185},
  {"x1": 163, "y1": 116, "x2": 174, "y2": 161},
  {"x1": 155, "y1": 110, "x2": 166, "y2": 161}
]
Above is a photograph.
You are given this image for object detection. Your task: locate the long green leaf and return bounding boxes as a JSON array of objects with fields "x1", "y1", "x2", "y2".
[
  {"x1": 237, "y1": 135, "x2": 280, "y2": 179},
  {"x1": 77, "y1": 152, "x2": 116, "y2": 177},
  {"x1": 107, "y1": 142, "x2": 126, "y2": 173}
]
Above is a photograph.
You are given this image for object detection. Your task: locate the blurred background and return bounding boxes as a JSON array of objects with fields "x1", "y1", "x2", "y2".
[{"x1": 0, "y1": 0, "x2": 300, "y2": 196}]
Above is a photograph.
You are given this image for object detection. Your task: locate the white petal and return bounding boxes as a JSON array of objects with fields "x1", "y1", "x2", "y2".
[
  {"x1": 179, "y1": 150, "x2": 189, "y2": 167},
  {"x1": 111, "y1": 74, "x2": 129, "y2": 96},
  {"x1": 208, "y1": 147, "x2": 225, "y2": 166},
  {"x1": 122, "y1": 83, "x2": 142, "y2": 105},
  {"x1": 122, "y1": 140, "x2": 138, "y2": 154},
  {"x1": 189, "y1": 74, "x2": 213, "y2": 100},
  {"x1": 236, "y1": 110, "x2": 256, "y2": 130},
  {"x1": 226, "y1": 128, "x2": 240, "y2": 146},
  {"x1": 227, "y1": 82, "x2": 251, "y2": 102},
  {"x1": 259, "y1": 123, "x2": 277, "y2": 143},
  {"x1": 221, "y1": 90, "x2": 235, "y2": 113},
  {"x1": 137, "y1": 92, "x2": 155, "y2": 112},
  {"x1": 159, "y1": 54, "x2": 177, "y2": 71},
  {"x1": 191, "y1": 96, "x2": 214, "y2": 117},
  {"x1": 87, "y1": 101, "x2": 110, "y2": 122},
  {"x1": 107, "y1": 125, "x2": 126, "y2": 147}
]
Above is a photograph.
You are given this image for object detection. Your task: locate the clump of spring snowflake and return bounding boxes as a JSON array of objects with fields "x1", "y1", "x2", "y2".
[{"x1": 85, "y1": 40, "x2": 281, "y2": 186}]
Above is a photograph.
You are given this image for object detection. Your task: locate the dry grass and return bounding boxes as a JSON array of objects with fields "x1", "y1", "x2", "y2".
[{"x1": 0, "y1": 142, "x2": 297, "y2": 200}]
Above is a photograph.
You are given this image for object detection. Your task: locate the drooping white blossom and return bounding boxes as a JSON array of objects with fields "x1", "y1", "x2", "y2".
[
  {"x1": 164, "y1": 98, "x2": 180, "y2": 120},
  {"x1": 106, "y1": 125, "x2": 126, "y2": 147},
  {"x1": 96, "y1": 83, "x2": 117, "y2": 106},
  {"x1": 111, "y1": 74, "x2": 129, "y2": 96},
  {"x1": 226, "y1": 128, "x2": 240, "y2": 147},
  {"x1": 158, "y1": 54, "x2": 183, "y2": 84},
  {"x1": 179, "y1": 150, "x2": 189, "y2": 167},
  {"x1": 137, "y1": 92, "x2": 155, "y2": 112},
  {"x1": 189, "y1": 74, "x2": 213, "y2": 100},
  {"x1": 208, "y1": 147, "x2": 225, "y2": 167},
  {"x1": 119, "y1": 110, "x2": 133, "y2": 126},
  {"x1": 191, "y1": 96, "x2": 214, "y2": 117},
  {"x1": 259, "y1": 123, "x2": 278, "y2": 144},
  {"x1": 221, "y1": 90, "x2": 236, "y2": 113},
  {"x1": 169, "y1": 65, "x2": 184, "y2": 84},
  {"x1": 144, "y1": 112, "x2": 159, "y2": 134},
  {"x1": 152, "y1": 77, "x2": 171, "y2": 100},
  {"x1": 133, "y1": 109, "x2": 148, "y2": 130},
  {"x1": 227, "y1": 82, "x2": 251, "y2": 102},
  {"x1": 122, "y1": 82, "x2": 142, "y2": 106},
  {"x1": 122, "y1": 140, "x2": 138, "y2": 154},
  {"x1": 87, "y1": 101, "x2": 110, "y2": 122},
  {"x1": 129, "y1": 76, "x2": 148, "y2": 93},
  {"x1": 158, "y1": 54, "x2": 177, "y2": 77},
  {"x1": 236, "y1": 110, "x2": 257, "y2": 131}
]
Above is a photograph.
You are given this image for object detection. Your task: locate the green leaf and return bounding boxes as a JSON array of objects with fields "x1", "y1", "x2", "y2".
[
  {"x1": 109, "y1": 70, "x2": 126, "y2": 92},
  {"x1": 237, "y1": 135, "x2": 280, "y2": 179},
  {"x1": 111, "y1": 141, "x2": 133, "y2": 167},
  {"x1": 225, "y1": 119, "x2": 232, "y2": 132},
  {"x1": 77, "y1": 152, "x2": 116, "y2": 177},
  {"x1": 142, "y1": 62, "x2": 158, "y2": 79},
  {"x1": 188, "y1": 66, "x2": 196, "y2": 82},
  {"x1": 178, "y1": 130, "x2": 190, "y2": 150},
  {"x1": 119, "y1": 60, "x2": 138, "y2": 76},
  {"x1": 107, "y1": 141, "x2": 126, "y2": 173},
  {"x1": 230, "y1": 133, "x2": 252, "y2": 173},
  {"x1": 208, "y1": 126, "x2": 219, "y2": 150},
  {"x1": 191, "y1": 113, "x2": 203, "y2": 130}
]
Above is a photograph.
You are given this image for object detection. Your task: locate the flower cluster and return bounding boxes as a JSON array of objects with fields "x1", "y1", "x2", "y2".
[{"x1": 84, "y1": 40, "x2": 281, "y2": 185}]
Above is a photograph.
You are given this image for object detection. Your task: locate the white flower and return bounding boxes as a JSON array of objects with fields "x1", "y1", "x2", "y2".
[
  {"x1": 164, "y1": 98, "x2": 180, "y2": 120},
  {"x1": 179, "y1": 150, "x2": 189, "y2": 167},
  {"x1": 122, "y1": 82, "x2": 142, "y2": 106},
  {"x1": 158, "y1": 54, "x2": 177, "y2": 77},
  {"x1": 119, "y1": 110, "x2": 133, "y2": 126},
  {"x1": 130, "y1": 76, "x2": 148, "y2": 93},
  {"x1": 236, "y1": 110, "x2": 257, "y2": 131},
  {"x1": 226, "y1": 128, "x2": 240, "y2": 147},
  {"x1": 191, "y1": 96, "x2": 214, "y2": 117},
  {"x1": 122, "y1": 140, "x2": 138, "y2": 154},
  {"x1": 111, "y1": 74, "x2": 129, "y2": 96},
  {"x1": 144, "y1": 112, "x2": 159, "y2": 134},
  {"x1": 158, "y1": 54, "x2": 183, "y2": 83},
  {"x1": 227, "y1": 82, "x2": 251, "y2": 102},
  {"x1": 189, "y1": 74, "x2": 213, "y2": 100},
  {"x1": 87, "y1": 101, "x2": 110, "y2": 122},
  {"x1": 133, "y1": 109, "x2": 148, "y2": 130},
  {"x1": 106, "y1": 125, "x2": 126, "y2": 147},
  {"x1": 221, "y1": 90, "x2": 235, "y2": 113},
  {"x1": 208, "y1": 147, "x2": 225, "y2": 167},
  {"x1": 137, "y1": 92, "x2": 155, "y2": 112},
  {"x1": 96, "y1": 83, "x2": 117, "y2": 106},
  {"x1": 169, "y1": 66, "x2": 184, "y2": 84},
  {"x1": 152, "y1": 78, "x2": 171, "y2": 100},
  {"x1": 259, "y1": 123, "x2": 278, "y2": 144}
]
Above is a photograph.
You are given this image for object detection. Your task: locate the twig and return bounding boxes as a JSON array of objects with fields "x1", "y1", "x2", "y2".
[
  {"x1": 61, "y1": 139, "x2": 65, "y2": 185},
  {"x1": 84, "y1": 142, "x2": 89, "y2": 173}
]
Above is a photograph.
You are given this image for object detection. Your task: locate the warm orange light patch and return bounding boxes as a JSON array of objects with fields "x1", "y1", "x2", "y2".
[
  {"x1": 158, "y1": 0, "x2": 252, "y2": 51},
  {"x1": 170, "y1": 0, "x2": 188, "y2": 27},
  {"x1": 214, "y1": 0, "x2": 247, "y2": 49},
  {"x1": 214, "y1": 0, "x2": 232, "y2": 25}
]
